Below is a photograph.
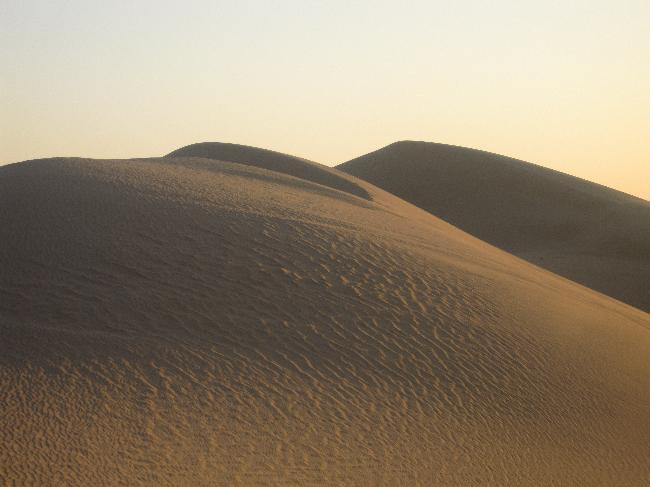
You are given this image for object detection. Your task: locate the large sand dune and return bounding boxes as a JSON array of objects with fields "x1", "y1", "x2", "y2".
[
  {"x1": 339, "y1": 141, "x2": 650, "y2": 312},
  {"x1": 1, "y1": 149, "x2": 649, "y2": 485}
]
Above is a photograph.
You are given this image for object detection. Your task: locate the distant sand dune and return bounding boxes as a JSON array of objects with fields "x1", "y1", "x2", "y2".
[
  {"x1": 1, "y1": 149, "x2": 649, "y2": 485},
  {"x1": 339, "y1": 141, "x2": 650, "y2": 312},
  {"x1": 168, "y1": 142, "x2": 371, "y2": 200}
]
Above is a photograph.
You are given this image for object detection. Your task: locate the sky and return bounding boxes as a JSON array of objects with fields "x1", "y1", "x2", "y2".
[{"x1": 1, "y1": 0, "x2": 648, "y2": 199}]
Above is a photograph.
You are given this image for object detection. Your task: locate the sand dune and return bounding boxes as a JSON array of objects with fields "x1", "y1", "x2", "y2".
[
  {"x1": 1, "y1": 149, "x2": 649, "y2": 485},
  {"x1": 339, "y1": 141, "x2": 650, "y2": 312},
  {"x1": 168, "y1": 142, "x2": 371, "y2": 200}
]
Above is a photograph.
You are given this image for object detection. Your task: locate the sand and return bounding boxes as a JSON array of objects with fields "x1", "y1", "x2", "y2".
[
  {"x1": 1, "y1": 147, "x2": 649, "y2": 485},
  {"x1": 339, "y1": 141, "x2": 650, "y2": 313}
]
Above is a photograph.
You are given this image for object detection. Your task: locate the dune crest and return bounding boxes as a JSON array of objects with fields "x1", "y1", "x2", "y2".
[
  {"x1": 1, "y1": 154, "x2": 648, "y2": 485},
  {"x1": 339, "y1": 140, "x2": 650, "y2": 312},
  {"x1": 168, "y1": 142, "x2": 371, "y2": 200}
]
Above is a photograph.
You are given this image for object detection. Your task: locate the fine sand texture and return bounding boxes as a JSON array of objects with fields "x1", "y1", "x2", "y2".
[
  {"x1": 339, "y1": 141, "x2": 650, "y2": 313},
  {"x1": 1, "y1": 148, "x2": 649, "y2": 485}
]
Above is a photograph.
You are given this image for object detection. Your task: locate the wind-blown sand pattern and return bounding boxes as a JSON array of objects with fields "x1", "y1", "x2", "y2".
[
  {"x1": 339, "y1": 141, "x2": 650, "y2": 312},
  {"x1": 1, "y1": 149, "x2": 649, "y2": 485}
]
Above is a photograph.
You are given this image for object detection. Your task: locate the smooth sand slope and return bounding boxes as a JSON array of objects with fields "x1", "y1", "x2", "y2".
[
  {"x1": 1, "y1": 147, "x2": 649, "y2": 485},
  {"x1": 168, "y1": 142, "x2": 371, "y2": 200},
  {"x1": 339, "y1": 141, "x2": 650, "y2": 312}
]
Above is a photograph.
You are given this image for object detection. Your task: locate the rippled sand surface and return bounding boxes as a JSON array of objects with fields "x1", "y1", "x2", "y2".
[{"x1": 1, "y1": 152, "x2": 648, "y2": 485}]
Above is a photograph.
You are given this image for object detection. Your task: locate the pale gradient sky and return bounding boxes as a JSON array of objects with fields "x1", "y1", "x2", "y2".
[{"x1": 1, "y1": 1, "x2": 648, "y2": 199}]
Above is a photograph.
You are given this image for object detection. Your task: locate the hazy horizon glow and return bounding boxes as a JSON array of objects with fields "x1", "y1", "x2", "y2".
[{"x1": 2, "y1": 1, "x2": 648, "y2": 199}]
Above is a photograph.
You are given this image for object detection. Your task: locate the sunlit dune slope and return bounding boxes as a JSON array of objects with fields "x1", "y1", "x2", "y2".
[
  {"x1": 339, "y1": 141, "x2": 650, "y2": 312},
  {"x1": 1, "y1": 152, "x2": 649, "y2": 485}
]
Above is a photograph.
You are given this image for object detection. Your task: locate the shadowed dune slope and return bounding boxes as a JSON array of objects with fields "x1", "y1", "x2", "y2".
[
  {"x1": 168, "y1": 142, "x2": 370, "y2": 200},
  {"x1": 339, "y1": 141, "x2": 650, "y2": 312},
  {"x1": 1, "y1": 155, "x2": 649, "y2": 485}
]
